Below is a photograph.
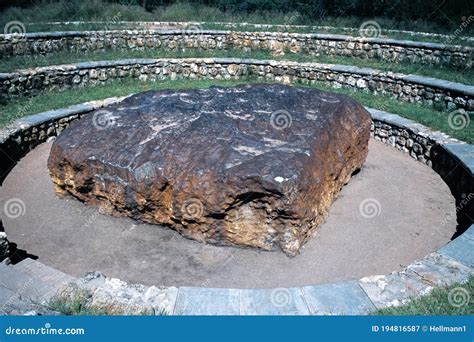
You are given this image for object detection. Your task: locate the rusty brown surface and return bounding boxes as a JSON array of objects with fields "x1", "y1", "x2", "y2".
[{"x1": 48, "y1": 84, "x2": 371, "y2": 256}]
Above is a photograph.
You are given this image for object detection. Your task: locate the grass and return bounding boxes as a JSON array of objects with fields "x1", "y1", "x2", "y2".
[
  {"x1": 1, "y1": 48, "x2": 472, "y2": 85},
  {"x1": 47, "y1": 287, "x2": 167, "y2": 315},
  {"x1": 47, "y1": 275, "x2": 473, "y2": 316},
  {"x1": 1, "y1": 77, "x2": 472, "y2": 143},
  {"x1": 48, "y1": 289, "x2": 121, "y2": 315},
  {"x1": 1, "y1": 1, "x2": 472, "y2": 45},
  {"x1": 49, "y1": 275, "x2": 473, "y2": 315},
  {"x1": 373, "y1": 276, "x2": 474, "y2": 315}
]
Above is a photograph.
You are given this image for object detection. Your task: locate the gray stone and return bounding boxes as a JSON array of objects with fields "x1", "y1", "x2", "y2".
[
  {"x1": 0, "y1": 285, "x2": 22, "y2": 314},
  {"x1": 241, "y1": 288, "x2": 309, "y2": 315},
  {"x1": 174, "y1": 287, "x2": 240, "y2": 315},
  {"x1": 359, "y1": 273, "x2": 432, "y2": 309},
  {"x1": 442, "y1": 144, "x2": 474, "y2": 176},
  {"x1": 302, "y1": 281, "x2": 376, "y2": 315},
  {"x1": 438, "y1": 235, "x2": 474, "y2": 268},
  {"x1": 447, "y1": 101, "x2": 457, "y2": 112},
  {"x1": 13, "y1": 258, "x2": 75, "y2": 288},
  {"x1": 461, "y1": 224, "x2": 474, "y2": 241},
  {"x1": 89, "y1": 278, "x2": 177, "y2": 315},
  {"x1": 59, "y1": 272, "x2": 178, "y2": 315},
  {"x1": 1, "y1": 57, "x2": 472, "y2": 113},
  {"x1": 0, "y1": 285, "x2": 59, "y2": 316},
  {"x1": 0, "y1": 263, "x2": 56, "y2": 303},
  {"x1": 405, "y1": 252, "x2": 473, "y2": 287}
]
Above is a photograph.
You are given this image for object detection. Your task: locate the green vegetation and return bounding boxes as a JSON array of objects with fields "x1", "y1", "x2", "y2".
[
  {"x1": 302, "y1": 79, "x2": 474, "y2": 144},
  {"x1": 48, "y1": 276, "x2": 473, "y2": 315},
  {"x1": 1, "y1": 1, "x2": 472, "y2": 44},
  {"x1": 373, "y1": 276, "x2": 474, "y2": 315},
  {"x1": 48, "y1": 289, "x2": 122, "y2": 315},
  {"x1": 1, "y1": 77, "x2": 472, "y2": 143},
  {"x1": 48, "y1": 287, "x2": 167, "y2": 315},
  {"x1": 2, "y1": 48, "x2": 472, "y2": 85},
  {"x1": 1, "y1": 0, "x2": 472, "y2": 319}
]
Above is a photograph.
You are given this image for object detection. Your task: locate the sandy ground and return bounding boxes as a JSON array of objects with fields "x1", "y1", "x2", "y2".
[{"x1": 0, "y1": 140, "x2": 456, "y2": 288}]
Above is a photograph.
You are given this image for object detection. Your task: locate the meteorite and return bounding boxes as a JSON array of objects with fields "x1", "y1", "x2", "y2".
[{"x1": 48, "y1": 84, "x2": 371, "y2": 256}]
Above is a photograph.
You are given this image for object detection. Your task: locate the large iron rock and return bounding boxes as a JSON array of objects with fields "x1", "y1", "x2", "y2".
[{"x1": 48, "y1": 84, "x2": 371, "y2": 256}]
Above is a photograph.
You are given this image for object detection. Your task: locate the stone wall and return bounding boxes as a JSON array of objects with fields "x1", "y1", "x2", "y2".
[
  {"x1": 26, "y1": 21, "x2": 474, "y2": 44},
  {"x1": 1, "y1": 30, "x2": 471, "y2": 68},
  {"x1": 0, "y1": 98, "x2": 126, "y2": 185},
  {"x1": 369, "y1": 109, "x2": 473, "y2": 232},
  {"x1": 1, "y1": 58, "x2": 473, "y2": 112},
  {"x1": 0, "y1": 98, "x2": 472, "y2": 315}
]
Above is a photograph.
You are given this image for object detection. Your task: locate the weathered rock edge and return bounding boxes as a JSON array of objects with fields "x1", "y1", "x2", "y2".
[{"x1": 46, "y1": 84, "x2": 371, "y2": 257}]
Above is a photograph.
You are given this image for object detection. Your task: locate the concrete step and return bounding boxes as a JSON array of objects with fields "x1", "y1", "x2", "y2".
[
  {"x1": 0, "y1": 284, "x2": 44, "y2": 315},
  {"x1": 0, "y1": 263, "x2": 56, "y2": 303},
  {"x1": 0, "y1": 284, "x2": 22, "y2": 314},
  {"x1": 0, "y1": 283, "x2": 62, "y2": 315},
  {"x1": 13, "y1": 258, "x2": 76, "y2": 289}
]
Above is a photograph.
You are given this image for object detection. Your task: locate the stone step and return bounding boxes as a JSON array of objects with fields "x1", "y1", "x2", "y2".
[
  {"x1": 0, "y1": 284, "x2": 46, "y2": 315},
  {"x1": 0, "y1": 284, "x2": 22, "y2": 314},
  {"x1": 13, "y1": 258, "x2": 76, "y2": 290},
  {"x1": 0, "y1": 263, "x2": 56, "y2": 303}
]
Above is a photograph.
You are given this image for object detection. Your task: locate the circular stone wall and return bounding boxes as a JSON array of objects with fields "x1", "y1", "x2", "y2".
[
  {"x1": 1, "y1": 29, "x2": 471, "y2": 69},
  {"x1": 2, "y1": 58, "x2": 473, "y2": 113},
  {"x1": 0, "y1": 20, "x2": 473, "y2": 314},
  {"x1": 0, "y1": 94, "x2": 472, "y2": 314},
  {"x1": 1, "y1": 138, "x2": 457, "y2": 288}
]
